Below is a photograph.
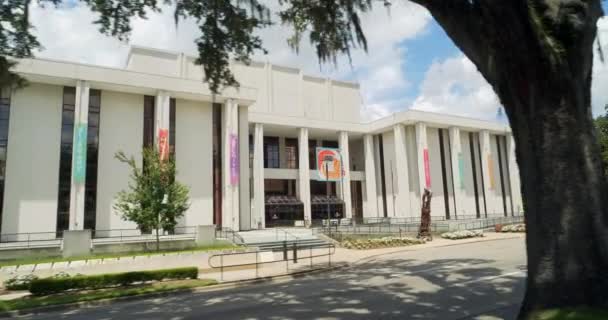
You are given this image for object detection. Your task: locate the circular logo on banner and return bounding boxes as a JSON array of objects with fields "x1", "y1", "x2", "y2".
[{"x1": 317, "y1": 148, "x2": 343, "y2": 181}]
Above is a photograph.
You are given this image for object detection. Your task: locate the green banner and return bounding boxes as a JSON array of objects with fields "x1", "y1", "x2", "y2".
[
  {"x1": 457, "y1": 152, "x2": 465, "y2": 190},
  {"x1": 73, "y1": 123, "x2": 88, "y2": 183}
]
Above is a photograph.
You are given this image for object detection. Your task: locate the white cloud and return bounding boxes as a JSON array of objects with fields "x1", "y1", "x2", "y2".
[
  {"x1": 410, "y1": 16, "x2": 608, "y2": 121},
  {"x1": 411, "y1": 54, "x2": 501, "y2": 120}
]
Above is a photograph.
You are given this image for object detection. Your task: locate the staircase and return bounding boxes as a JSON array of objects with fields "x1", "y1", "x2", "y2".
[{"x1": 238, "y1": 228, "x2": 329, "y2": 252}]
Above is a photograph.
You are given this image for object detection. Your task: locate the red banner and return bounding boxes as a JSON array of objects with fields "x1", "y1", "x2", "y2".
[
  {"x1": 158, "y1": 128, "x2": 169, "y2": 161},
  {"x1": 423, "y1": 149, "x2": 431, "y2": 188}
]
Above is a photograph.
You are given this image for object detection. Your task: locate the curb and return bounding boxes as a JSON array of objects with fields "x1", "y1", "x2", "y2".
[
  {"x1": 347, "y1": 233, "x2": 524, "y2": 267},
  {"x1": 0, "y1": 263, "x2": 347, "y2": 318}
]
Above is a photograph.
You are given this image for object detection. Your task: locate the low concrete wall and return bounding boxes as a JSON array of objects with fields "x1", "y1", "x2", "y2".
[
  {"x1": 0, "y1": 247, "x2": 62, "y2": 262},
  {"x1": 92, "y1": 239, "x2": 197, "y2": 255}
]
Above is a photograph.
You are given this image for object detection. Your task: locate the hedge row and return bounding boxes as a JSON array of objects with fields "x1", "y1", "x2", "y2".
[{"x1": 29, "y1": 267, "x2": 199, "y2": 296}]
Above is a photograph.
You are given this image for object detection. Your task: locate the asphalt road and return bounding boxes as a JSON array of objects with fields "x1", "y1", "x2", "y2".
[{"x1": 15, "y1": 237, "x2": 527, "y2": 320}]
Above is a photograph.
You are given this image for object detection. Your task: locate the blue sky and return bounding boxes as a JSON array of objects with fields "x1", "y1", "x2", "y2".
[{"x1": 29, "y1": 1, "x2": 608, "y2": 121}]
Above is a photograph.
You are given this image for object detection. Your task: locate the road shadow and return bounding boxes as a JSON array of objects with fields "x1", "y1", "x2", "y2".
[{"x1": 24, "y1": 254, "x2": 526, "y2": 320}]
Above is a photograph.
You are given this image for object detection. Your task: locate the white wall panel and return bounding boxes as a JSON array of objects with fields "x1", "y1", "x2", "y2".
[
  {"x1": 175, "y1": 99, "x2": 213, "y2": 227},
  {"x1": 96, "y1": 91, "x2": 143, "y2": 231},
  {"x1": 2, "y1": 83, "x2": 63, "y2": 234}
]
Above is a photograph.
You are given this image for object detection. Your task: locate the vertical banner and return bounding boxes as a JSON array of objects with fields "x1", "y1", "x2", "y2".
[
  {"x1": 457, "y1": 152, "x2": 465, "y2": 190},
  {"x1": 423, "y1": 148, "x2": 431, "y2": 188},
  {"x1": 72, "y1": 123, "x2": 88, "y2": 183},
  {"x1": 158, "y1": 128, "x2": 169, "y2": 161},
  {"x1": 316, "y1": 148, "x2": 342, "y2": 181},
  {"x1": 230, "y1": 133, "x2": 239, "y2": 186},
  {"x1": 488, "y1": 154, "x2": 495, "y2": 189}
]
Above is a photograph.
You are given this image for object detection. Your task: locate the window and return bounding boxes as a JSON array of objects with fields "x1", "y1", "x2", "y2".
[
  {"x1": 308, "y1": 140, "x2": 317, "y2": 170},
  {"x1": 264, "y1": 137, "x2": 279, "y2": 168},
  {"x1": 323, "y1": 140, "x2": 338, "y2": 148},
  {"x1": 84, "y1": 90, "x2": 101, "y2": 230},
  {"x1": 285, "y1": 138, "x2": 298, "y2": 169},
  {"x1": 0, "y1": 88, "x2": 11, "y2": 232},
  {"x1": 56, "y1": 87, "x2": 76, "y2": 233},
  {"x1": 143, "y1": 96, "x2": 155, "y2": 149},
  {"x1": 212, "y1": 104, "x2": 222, "y2": 226},
  {"x1": 169, "y1": 98, "x2": 176, "y2": 156}
]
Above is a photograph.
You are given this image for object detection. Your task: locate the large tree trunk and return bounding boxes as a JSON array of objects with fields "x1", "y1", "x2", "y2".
[{"x1": 415, "y1": 0, "x2": 608, "y2": 317}]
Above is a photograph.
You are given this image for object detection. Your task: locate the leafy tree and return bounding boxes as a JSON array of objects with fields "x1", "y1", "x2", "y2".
[
  {"x1": 2, "y1": 0, "x2": 608, "y2": 317},
  {"x1": 114, "y1": 148, "x2": 190, "y2": 251},
  {"x1": 596, "y1": 105, "x2": 608, "y2": 178}
]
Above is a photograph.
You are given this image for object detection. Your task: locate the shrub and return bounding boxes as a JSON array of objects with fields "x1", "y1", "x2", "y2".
[
  {"x1": 29, "y1": 267, "x2": 198, "y2": 296},
  {"x1": 3, "y1": 274, "x2": 39, "y2": 291},
  {"x1": 441, "y1": 230, "x2": 484, "y2": 240},
  {"x1": 341, "y1": 236, "x2": 424, "y2": 250},
  {"x1": 500, "y1": 224, "x2": 526, "y2": 233}
]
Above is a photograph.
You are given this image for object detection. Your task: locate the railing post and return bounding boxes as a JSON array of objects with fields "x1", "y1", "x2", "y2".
[
  {"x1": 255, "y1": 251, "x2": 259, "y2": 279},
  {"x1": 310, "y1": 247, "x2": 313, "y2": 269},
  {"x1": 220, "y1": 254, "x2": 224, "y2": 281},
  {"x1": 283, "y1": 241, "x2": 288, "y2": 261},
  {"x1": 292, "y1": 243, "x2": 298, "y2": 263}
]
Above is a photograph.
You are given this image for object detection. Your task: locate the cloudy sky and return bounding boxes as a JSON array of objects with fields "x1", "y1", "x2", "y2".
[{"x1": 30, "y1": 1, "x2": 608, "y2": 122}]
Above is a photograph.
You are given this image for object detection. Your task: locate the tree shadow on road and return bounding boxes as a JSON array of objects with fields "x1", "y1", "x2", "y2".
[{"x1": 28, "y1": 257, "x2": 526, "y2": 320}]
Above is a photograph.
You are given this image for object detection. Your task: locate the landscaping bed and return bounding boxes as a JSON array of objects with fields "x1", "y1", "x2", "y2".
[
  {"x1": 0, "y1": 266, "x2": 217, "y2": 313},
  {"x1": 0, "y1": 278, "x2": 217, "y2": 312},
  {"x1": 440, "y1": 230, "x2": 484, "y2": 240},
  {"x1": 340, "y1": 236, "x2": 425, "y2": 250},
  {"x1": 497, "y1": 224, "x2": 526, "y2": 233}
]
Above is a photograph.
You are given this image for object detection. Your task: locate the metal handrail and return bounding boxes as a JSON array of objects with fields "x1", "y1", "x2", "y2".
[{"x1": 208, "y1": 243, "x2": 335, "y2": 269}]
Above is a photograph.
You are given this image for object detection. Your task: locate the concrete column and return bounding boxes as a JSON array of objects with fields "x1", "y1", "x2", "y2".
[
  {"x1": 415, "y1": 122, "x2": 429, "y2": 198},
  {"x1": 363, "y1": 134, "x2": 378, "y2": 218},
  {"x1": 449, "y1": 127, "x2": 463, "y2": 217},
  {"x1": 373, "y1": 135, "x2": 385, "y2": 216},
  {"x1": 238, "y1": 107, "x2": 251, "y2": 230},
  {"x1": 154, "y1": 91, "x2": 171, "y2": 145},
  {"x1": 338, "y1": 132, "x2": 352, "y2": 219},
  {"x1": 222, "y1": 99, "x2": 240, "y2": 231},
  {"x1": 298, "y1": 128, "x2": 312, "y2": 223},
  {"x1": 68, "y1": 80, "x2": 90, "y2": 230},
  {"x1": 479, "y1": 130, "x2": 493, "y2": 210},
  {"x1": 506, "y1": 134, "x2": 523, "y2": 214},
  {"x1": 393, "y1": 125, "x2": 412, "y2": 217},
  {"x1": 252, "y1": 123, "x2": 265, "y2": 228}
]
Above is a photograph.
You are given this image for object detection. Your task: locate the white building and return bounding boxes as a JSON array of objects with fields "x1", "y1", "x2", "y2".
[{"x1": 0, "y1": 46, "x2": 523, "y2": 235}]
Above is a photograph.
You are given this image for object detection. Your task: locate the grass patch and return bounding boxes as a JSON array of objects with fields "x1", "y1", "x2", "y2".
[
  {"x1": 528, "y1": 308, "x2": 608, "y2": 320},
  {"x1": 0, "y1": 242, "x2": 238, "y2": 267},
  {"x1": 0, "y1": 278, "x2": 217, "y2": 312}
]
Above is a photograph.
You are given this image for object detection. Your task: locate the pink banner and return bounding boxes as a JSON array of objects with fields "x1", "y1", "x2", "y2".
[
  {"x1": 423, "y1": 149, "x2": 431, "y2": 188},
  {"x1": 158, "y1": 129, "x2": 169, "y2": 161},
  {"x1": 230, "y1": 134, "x2": 239, "y2": 186}
]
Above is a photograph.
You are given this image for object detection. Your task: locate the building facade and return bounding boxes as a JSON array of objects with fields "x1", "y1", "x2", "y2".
[{"x1": 0, "y1": 46, "x2": 523, "y2": 236}]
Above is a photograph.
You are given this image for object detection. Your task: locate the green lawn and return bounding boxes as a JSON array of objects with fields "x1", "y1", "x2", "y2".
[
  {"x1": 0, "y1": 278, "x2": 218, "y2": 312},
  {"x1": 529, "y1": 308, "x2": 608, "y2": 320},
  {"x1": 0, "y1": 242, "x2": 239, "y2": 267}
]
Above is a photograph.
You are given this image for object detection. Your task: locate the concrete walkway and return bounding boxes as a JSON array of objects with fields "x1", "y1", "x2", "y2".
[{"x1": 0, "y1": 232, "x2": 524, "y2": 293}]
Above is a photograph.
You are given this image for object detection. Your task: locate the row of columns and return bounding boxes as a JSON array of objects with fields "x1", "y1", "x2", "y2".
[
  {"x1": 250, "y1": 125, "x2": 355, "y2": 227},
  {"x1": 65, "y1": 83, "x2": 247, "y2": 232},
  {"x1": 363, "y1": 124, "x2": 521, "y2": 218}
]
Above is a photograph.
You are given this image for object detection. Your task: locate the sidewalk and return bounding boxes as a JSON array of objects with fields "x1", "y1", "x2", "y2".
[{"x1": 0, "y1": 232, "x2": 524, "y2": 290}]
